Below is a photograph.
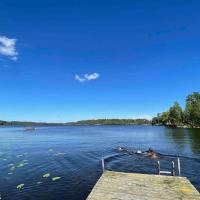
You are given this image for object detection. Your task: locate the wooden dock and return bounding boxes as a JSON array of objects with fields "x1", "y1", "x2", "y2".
[{"x1": 87, "y1": 171, "x2": 200, "y2": 200}]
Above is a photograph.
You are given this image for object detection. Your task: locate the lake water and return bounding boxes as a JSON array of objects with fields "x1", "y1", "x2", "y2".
[{"x1": 0, "y1": 125, "x2": 200, "y2": 200}]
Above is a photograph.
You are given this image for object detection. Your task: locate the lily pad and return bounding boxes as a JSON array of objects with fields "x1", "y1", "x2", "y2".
[
  {"x1": 17, "y1": 163, "x2": 25, "y2": 168},
  {"x1": 16, "y1": 184, "x2": 24, "y2": 189},
  {"x1": 43, "y1": 173, "x2": 50, "y2": 178},
  {"x1": 52, "y1": 177, "x2": 61, "y2": 181}
]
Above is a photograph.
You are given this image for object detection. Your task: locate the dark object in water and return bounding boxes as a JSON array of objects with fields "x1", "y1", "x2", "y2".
[
  {"x1": 116, "y1": 146, "x2": 159, "y2": 159},
  {"x1": 25, "y1": 127, "x2": 36, "y2": 131},
  {"x1": 146, "y1": 148, "x2": 158, "y2": 159}
]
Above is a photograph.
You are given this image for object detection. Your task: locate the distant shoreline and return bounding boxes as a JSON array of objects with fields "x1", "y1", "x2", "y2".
[
  {"x1": 0, "y1": 119, "x2": 151, "y2": 126},
  {"x1": 0, "y1": 120, "x2": 64, "y2": 126},
  {"x1": 1, "y1": 119, "x2": 200, "y2": 129}
]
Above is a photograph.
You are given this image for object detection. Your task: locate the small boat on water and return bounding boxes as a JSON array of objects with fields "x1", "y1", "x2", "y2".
[{"x1": 24, "y1": 127, "x2": 36, "y2": 131}]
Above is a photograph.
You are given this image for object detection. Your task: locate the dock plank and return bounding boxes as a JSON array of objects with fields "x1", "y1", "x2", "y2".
[{"x1": 87, "y1": 171, "x2": 200, "y2": 200}]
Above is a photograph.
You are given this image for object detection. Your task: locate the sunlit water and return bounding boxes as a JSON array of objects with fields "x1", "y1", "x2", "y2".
[{"x1": 0, "y1": 125, "x2": 200, "y2": 200}]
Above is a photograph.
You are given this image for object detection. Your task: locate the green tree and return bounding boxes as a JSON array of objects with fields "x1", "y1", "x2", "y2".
[
  {"x1": 168, "y1": 102, "x2": 183, "y2": 127},
  {"x1": 185, "y1": 92, "x2": 200, "y2": 127},
  {"x1": 161, "y1": 111, "x2": 170, "y2": 125},
  {"x1": 152, "y1": 113, "x2": 162, "y2": 125}
]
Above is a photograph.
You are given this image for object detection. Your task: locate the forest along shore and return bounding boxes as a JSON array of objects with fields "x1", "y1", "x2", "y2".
[{"x1": 152, "y1": 92, "x2": 200, "y2": 128}]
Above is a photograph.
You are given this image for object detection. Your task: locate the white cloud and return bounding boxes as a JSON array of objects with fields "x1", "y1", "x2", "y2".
[
  {"x1": 0, "y1": 35, "x2": 18, "y2": 60},
  {"x1": 75, "y1": 74, "x2": 86, "y2": 82},
  {"x1": 75, "y1": 73, "x2": 100, "y2": 82},
  {"x1": 84, "y1": 73, "x2": 99, "y2": 80}
]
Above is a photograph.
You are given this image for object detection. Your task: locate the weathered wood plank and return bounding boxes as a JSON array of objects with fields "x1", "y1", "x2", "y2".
[{"x1": 87, "y1": 171, "x2": 200, "y2": 200}]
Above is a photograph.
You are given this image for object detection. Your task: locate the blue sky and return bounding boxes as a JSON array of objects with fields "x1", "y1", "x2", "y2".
[{"x1": 0, "y1": 0, "x2": 200, "y2": 122}]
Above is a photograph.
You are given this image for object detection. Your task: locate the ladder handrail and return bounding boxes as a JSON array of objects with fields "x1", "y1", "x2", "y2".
[{"x1": 157, "y1": 158, "x2": 181, "y2": 176}]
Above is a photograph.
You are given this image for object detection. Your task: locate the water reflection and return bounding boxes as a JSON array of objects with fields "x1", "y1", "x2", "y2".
[
  {"x1": 187, "y1": 128, "x2": 200, "y2": 154},
  {"x1": 164, "y1": 127, "x2": 200, "y2": 157}
]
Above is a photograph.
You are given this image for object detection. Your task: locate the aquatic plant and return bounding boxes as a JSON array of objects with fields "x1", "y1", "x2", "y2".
[
  {"x1": 17, "y1": 162, "x2": 28, "y2": 168},
  {"x1": 43, "y1": 173, "x2": 50, "y2": 178},
  {"x1": 18, "y1": 163, "x2": 24, "y2": 168},
  {"x1": 16, "y1": 184, "x2": 24, "y2": 189},
  {"x1": 52, "y1": 177, "x2": 61, "y2": 181}
]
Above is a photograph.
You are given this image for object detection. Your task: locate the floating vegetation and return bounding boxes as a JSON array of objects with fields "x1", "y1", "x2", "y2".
[
  {"x1": 17, "y1": 163, "x2": 25, "y2": 168},
  {"x1": 54, "y1": 152, "x2": 66, "y2": 156},
  {"x1": 52, "y1": 177, "x2": 61, "y2": 181},
  {"x1": 16, "y1": 184, "x2": 24, "y2": 189},
  {"x1": 17, "y1": 160, "x2": 28, "y2": 168},
  {"x1": 43, "y1": 173, "x2": 50, "y2": 178}
]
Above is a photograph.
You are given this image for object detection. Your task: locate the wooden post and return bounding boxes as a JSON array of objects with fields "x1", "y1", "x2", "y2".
[
  {"x1": 171, "y1": 161, "x2": 175, "y2": 176},
  {"x1": 177, "y1": 157, "x2": 181, "y2": 176},
  {"x1": 157, "y1": 161, "x2": 160, "y2": 175},
  {"x1": 102, "y1": 158, "x2": 105, "y2": 172}
]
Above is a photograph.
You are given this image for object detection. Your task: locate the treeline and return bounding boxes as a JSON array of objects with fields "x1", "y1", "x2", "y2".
[
  {"x1": 0, "y1": 120, "x2": 64, "y2": 126},
  {"x1": 67, "y1": 118, "x2": 151, "y2": 125},
  {"x1": 152, "y1": 92, "x2": 200, "y2": 128},
  {"x1": 0, "y1": 119, "x2": 151, "y2": 127}
]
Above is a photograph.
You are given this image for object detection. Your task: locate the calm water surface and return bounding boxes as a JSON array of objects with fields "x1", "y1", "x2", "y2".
[{"x1": 0, "y1": 125, "x2": 200, "y2": 200}]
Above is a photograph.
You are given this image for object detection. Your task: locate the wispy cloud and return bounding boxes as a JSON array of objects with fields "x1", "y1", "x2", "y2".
[
  {"x1": 75, "y1": 73, "x2": 100, "y2": 82},
  {"x1": 75, "y1": 74, "x2": 86, "y2": 82},
  {"x1": 0, "y1": 35, "x2": 18, "y2": 61}
]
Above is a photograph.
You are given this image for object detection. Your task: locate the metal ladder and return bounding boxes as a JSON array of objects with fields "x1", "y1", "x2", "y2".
[{"x1": 157, "y1": 158, "x2": 181, "y2": 176}]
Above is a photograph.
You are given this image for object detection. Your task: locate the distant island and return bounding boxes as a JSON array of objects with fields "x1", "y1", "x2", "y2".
[{"x1": 152, "y1": 92, "x2": 200, "y2": 128}]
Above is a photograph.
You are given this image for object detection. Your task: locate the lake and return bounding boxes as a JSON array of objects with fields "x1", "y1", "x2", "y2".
[{"x1": 0, "y1": 125, "x2": 200, "y2": 200}]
